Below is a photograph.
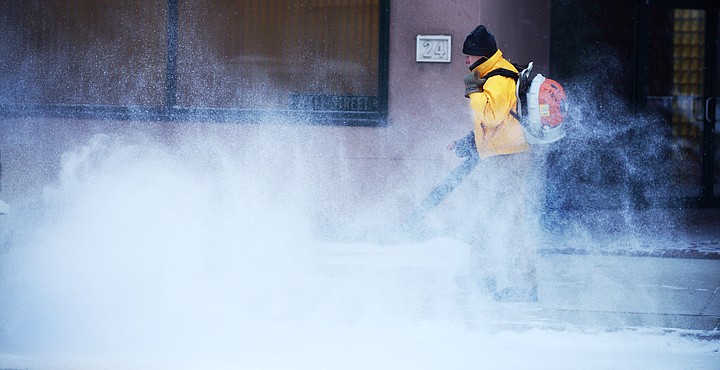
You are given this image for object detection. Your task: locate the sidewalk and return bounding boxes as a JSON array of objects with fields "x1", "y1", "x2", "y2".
[
  {"x1": 522, "y1": 208, "x2": 720, "y2": 333},
  {"x1": 528, "y1": 253, "x2": 720, "y2": 332},
  {"x1": 323, "y1": 208, "x2": 720, "y2": 332}
]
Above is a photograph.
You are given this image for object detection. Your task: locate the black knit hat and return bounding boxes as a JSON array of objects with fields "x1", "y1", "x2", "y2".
[{"x1": 462, "y1": 25, "x2": 498, "y2": 58}]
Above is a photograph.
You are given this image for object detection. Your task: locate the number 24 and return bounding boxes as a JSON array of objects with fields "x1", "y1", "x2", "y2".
[{"x1": 422, "y1": 40, "x2": 446, "y2": 59}]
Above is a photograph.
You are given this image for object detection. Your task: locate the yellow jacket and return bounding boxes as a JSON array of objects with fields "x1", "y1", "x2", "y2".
[{"x1": 468, "y1": 50, "x2": 530, "y2": 159}]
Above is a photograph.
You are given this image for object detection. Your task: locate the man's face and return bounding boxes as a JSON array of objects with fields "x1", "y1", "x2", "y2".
[{"x1": 464, "y1": 54, "x2": 483, "y2": 67}]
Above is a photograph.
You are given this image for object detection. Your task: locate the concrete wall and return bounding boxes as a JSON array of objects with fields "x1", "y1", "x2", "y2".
[{"x1": 0, "y1": 1, "x2": 551, "y2": 232}]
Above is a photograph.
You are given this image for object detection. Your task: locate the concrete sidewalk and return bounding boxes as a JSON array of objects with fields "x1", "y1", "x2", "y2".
[
  {"x1": 532, "y1": 253, "x2": 720, "y2": 332},
  {"x1": 459, "y1": 253, "x2": 720, "y2": 334},
  {"x1": 502, "y1": 208, "x2": 720, "y2": 333},
  {"x1": 324, "y1": 208, "x2": 720, "y2": 333}
]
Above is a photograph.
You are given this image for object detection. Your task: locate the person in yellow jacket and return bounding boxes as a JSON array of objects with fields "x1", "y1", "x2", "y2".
[{"x1": 450, "y1": 25, "x2": 538, "y2": 302}]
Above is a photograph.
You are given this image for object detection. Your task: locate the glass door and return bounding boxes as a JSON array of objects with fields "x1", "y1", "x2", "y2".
[{"x1": 644, "y1": 3, "x2": 719, "y2": 205}]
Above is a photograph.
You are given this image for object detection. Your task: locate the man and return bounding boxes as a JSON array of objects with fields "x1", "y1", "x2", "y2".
[{"x1": 450, "y1": 25, "x2": 538, "y2": 302}]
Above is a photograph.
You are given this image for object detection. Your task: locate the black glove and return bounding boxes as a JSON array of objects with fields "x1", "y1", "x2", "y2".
[
  {"x1": 454, "y1": 131, "x2": 477, "y2": 158},
  {"x1": 464, "y1": 71, "x2": 486, "y2": 98}
]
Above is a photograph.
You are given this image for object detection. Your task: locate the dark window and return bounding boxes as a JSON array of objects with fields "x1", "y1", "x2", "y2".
[{"x1": 0, "y1": 0, "x2": 389, "y2": 125}]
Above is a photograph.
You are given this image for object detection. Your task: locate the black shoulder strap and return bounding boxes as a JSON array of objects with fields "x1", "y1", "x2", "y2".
[
  {"x1": 484, "y1": 68, "x2": 519, "y2": 81},
  {"x1": 484, "y1": 68, "x2": 523, "y2": 122}
]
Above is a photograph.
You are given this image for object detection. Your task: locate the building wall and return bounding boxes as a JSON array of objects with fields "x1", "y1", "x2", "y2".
[
  {"x1": 338, "y1": 0, "x2": 552, "y2": 225},
  {"x1": 385, "y1": 0, "x2": 551, "y2": 154},
  {"x1": 0, "y1": 1, "x2": 551, "y2": 232}
]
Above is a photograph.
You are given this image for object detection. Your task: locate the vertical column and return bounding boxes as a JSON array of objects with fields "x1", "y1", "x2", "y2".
[
  {"x1": 166, "y1": 0, "x2": 179, "y2": 109},
  {"x1": 702, "y1": 7, "x2": 717, "y2": 203},
  {"x1": 376, "y1": 0, "x2": 390, "y2": 123},
  {"x1": 633, "y1": 0, "x2": 649, "y2": 111}
]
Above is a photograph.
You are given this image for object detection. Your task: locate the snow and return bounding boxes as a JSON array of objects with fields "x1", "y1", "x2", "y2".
[
  {"x1": 0, "y1": 133, "x2": 718, "y2": 370},
  {"x1": 0, "y1": 323, "x2": 718, "y2": 370}
]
